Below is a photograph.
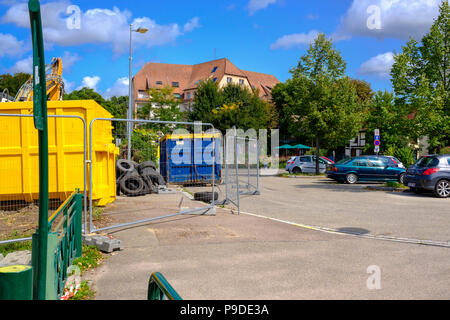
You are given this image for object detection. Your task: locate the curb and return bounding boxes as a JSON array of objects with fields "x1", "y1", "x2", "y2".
[{"x1": 364, "y1": 186, "x2": 409, "y2": 192}]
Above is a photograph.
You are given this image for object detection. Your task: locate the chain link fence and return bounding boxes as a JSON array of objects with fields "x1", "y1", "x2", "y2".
[
  {"x1": 0, "y1": 113, "x2": 87, "y2": 245},
  {"x1": 87, "y1": 118, "x2": 220, "y2": 234}
]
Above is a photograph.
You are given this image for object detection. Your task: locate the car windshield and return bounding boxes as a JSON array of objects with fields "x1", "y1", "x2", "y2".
[
  {"x1": 416, "y1": 157, "x2": 439, "y2": 168},
  {"x1": 336, "y1": 158, "x2": 352, "y2": 164}
]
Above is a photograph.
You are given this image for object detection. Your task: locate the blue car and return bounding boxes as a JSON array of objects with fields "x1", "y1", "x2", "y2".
[
  {"x1": 405, "y1": 154, "x2": 450, "y2": 198},
  {"x1": 326, "y1": 156, "x2": 406, "y2": 184}
]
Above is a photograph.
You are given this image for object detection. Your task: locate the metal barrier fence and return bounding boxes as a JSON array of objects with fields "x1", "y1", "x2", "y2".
[
  {"x1": 31, "y1": 190, "x2": 83, "y2": 300},
  {"x1": 147, "y1": 272, "x2": 182, "y2": 300},
  {"x1": 0, "y1": 113, "x2": 87, "y2": 245},
  {"x1": 222, "y1": 130, "x2": 261, "y2": 215},
  {"x1": 88, "y1": 118, "x2": 219, "y2": 234},
  {"x1": 236, "y1": 136, "x2": 260, "y2": 196},
  {"x1": 0, "y1": 113, "x2": 261, "y2": 243}
]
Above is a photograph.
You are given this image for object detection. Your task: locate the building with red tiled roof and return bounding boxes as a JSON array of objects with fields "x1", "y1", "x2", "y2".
[{"x1": 132, "y1": 58, "x2": 280, "y2": 113}]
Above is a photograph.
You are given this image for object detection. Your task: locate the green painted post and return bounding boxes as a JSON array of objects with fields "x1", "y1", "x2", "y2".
[
  {"x1": 28, "y1": 0, "x2": 50, "y2": 300},
  {"x1": 0, "y1": 266, "x2": 33, "y2": 300},
  {"x1": 74, "y1": 193, "x2": 83, "y2": 258}
]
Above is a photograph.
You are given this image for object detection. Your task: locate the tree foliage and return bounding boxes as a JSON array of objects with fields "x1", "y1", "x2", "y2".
[
  {"x1": 272, "y1": 33, "x2": 366, "y2": 173},
  {"x1": 390, "y1": 0, "x2": 450, "y2": 151},
  {"x1": 189, "y1": 80, "x2": 275, "y2": 133},
  {"x1": 0, "y1": 73, "x2": 31, "y2": 98},
  {"x1": 137, "y1": 86, "x2": 187, "y2": 133}
]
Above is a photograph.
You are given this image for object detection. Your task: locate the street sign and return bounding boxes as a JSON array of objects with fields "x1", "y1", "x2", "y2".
[{"x1": 374, "y1": 129, "x2": 380, "y2": 154}]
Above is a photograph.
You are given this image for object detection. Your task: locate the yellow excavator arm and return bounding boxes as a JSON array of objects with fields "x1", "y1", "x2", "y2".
[{"x1": 14, "y1": 57, "x2": 64, "y2": 102}]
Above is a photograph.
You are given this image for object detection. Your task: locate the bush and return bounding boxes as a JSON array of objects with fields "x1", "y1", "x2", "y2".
[
  {"x1": 441, "y1": 146, "x2": 450, "y2": 154},
  {"x1": 393, "y1": 147, "x2": 416, "y2": 167},
  {"x1": 129, "y1": 129, "x2": 159, "y2": 163}
]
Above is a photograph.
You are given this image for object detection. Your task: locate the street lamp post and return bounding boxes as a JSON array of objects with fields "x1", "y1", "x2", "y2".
[{"x1": 127, "y1": 24, "x2": 148, "y2": 160}]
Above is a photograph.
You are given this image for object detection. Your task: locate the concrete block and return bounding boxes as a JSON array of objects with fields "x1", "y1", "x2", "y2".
[
  {"x1": 0, "y1": 251, "x2": 32, "y2": 267},
  {"x1": 82, "y1": 235, "x2": 123, "y2": 253}
]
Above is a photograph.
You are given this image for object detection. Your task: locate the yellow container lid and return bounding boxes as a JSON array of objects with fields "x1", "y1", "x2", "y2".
[{"x1": 0, "y1": 265, "x2": 32, "y2": 273}]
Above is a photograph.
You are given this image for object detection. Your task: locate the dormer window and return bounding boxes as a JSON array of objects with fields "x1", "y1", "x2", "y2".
[
  {"x1": 156, "y1": 81, "x2": 163, "y2": 85},
  {"x1": 211, "y1": 66, "x2": 218, "y2": 73}
]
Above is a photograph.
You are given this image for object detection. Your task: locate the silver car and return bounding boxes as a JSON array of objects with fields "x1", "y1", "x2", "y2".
[{"x1": 286, "y1": 155, "x2": 333, "y2": 174}]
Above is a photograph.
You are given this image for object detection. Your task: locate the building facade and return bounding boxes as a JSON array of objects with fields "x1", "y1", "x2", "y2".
[{"x1": 132, "y1": 58, "x2": 280, "y2": 114}]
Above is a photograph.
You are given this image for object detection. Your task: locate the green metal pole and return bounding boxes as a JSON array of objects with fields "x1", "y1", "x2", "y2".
[{"x1": 28, "y1": 0, "x2": 49, "y2": 300}]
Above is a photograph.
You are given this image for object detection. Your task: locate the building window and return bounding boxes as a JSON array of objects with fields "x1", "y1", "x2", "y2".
[
  {"x1": 187, "y1": 92, "x2": 191, "y2": 99},
  {"x1": 156, "y1": 81, "x2": 163, "y2": 85},
  {"x1": 227, "y1": 77, "x2": 232, "y2": 83},
  {"x1": 138, "y1": 90, "x2": 149, "y2": 99},
  {"x1": 174, "y1": 93, "x2": 181, "y2": 99},
  {"x1": 213, "y1": 78, "x2": 217, "y2": 82},
  {"x1": 211, "y1": 66, "x2": 218, "y2": 73},
  {"x1": 239, "y1": 79, "x2": 244, "y2": 85},
  {"x1": 172, "y1": 82, "x2": 179, "y2": 88}
]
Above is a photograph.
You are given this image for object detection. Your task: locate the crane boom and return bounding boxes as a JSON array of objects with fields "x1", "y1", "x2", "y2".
[{"x1": 13, "y1": 57, "x2": 64, "y2": 102}]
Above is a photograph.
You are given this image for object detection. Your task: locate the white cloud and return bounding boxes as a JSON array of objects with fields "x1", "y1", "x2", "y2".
[
  {"x1": 270, "y1": 30, "x2": 320, "y2": 50},
  {"x1": 248, "y1": 0, "x2": 277, "y2": 15},
  {"x1": 2, "y1": 1, "x2": 200, "y2": 54},
  {"x1": 61, "y1": 51, "x2": 81, "y2": 72},
  {"x1": 183, "y1": 17, "x2": 201, "y2": 33},
  {"x1": 63, "y1": 77, "x2": 76, "y2": 94},
  {"x1": 8, "y1": 56, "x2": 33, "y2": 74},
  {"x1": 0, "y1": 33, "x2": 24, "y2": 57},
  {"x1": 78, "y1": 75, "x2": 101, "y2": 91},
  {"x1": 336, "y1": 0, "x2": 441, "y2": 40},
  {"x1": 104, "y1": 77, "x2": 129, "y2": 99},
  {"x1": 358, "y1": 52, "x2": 395, "y2": 78}
]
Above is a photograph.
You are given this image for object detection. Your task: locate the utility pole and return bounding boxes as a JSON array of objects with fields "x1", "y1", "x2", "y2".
[
  {"x1": 127, "y1": 25, "x2": 148, "y2": 160},
  {"x1": 29, "y1": 0, "x2": 49, "y2": 300}
]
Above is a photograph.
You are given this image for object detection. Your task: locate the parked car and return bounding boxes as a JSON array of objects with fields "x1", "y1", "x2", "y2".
[
  {"x1": 286, "y1": 155, "x2": 334, "y2": 174},
  {"x1": 405, "y1": 154, "x2": 450, "y2": 198},
  {"x1": 326, "y1": 156, "x2": 406, "y2": 184},
  {"x1": 385, "y1": 156, "x2": 405, "y2": 168}
]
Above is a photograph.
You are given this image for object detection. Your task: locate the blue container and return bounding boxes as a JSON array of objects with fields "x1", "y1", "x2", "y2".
[{"x1": 160, "y1": 134, "x2": 221, "y2": 184}]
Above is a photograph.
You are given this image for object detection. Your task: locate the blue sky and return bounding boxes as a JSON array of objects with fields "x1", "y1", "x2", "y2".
[{"x1": 0, "y1": 0, "x2": 443, "y2": 98}]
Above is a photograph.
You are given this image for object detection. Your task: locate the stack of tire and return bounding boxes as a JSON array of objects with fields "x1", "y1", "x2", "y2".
[{"x1": 116, "y1": 159, "x2": 166, "y2": 197}]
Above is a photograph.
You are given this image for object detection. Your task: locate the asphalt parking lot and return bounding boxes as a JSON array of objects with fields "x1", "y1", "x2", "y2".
[
  {"x1": 239, "y1": 176, "x2": 450, "y2": 243},
  {"x1": 87, "y1": 175, "x2": 450, "y2": 300}
]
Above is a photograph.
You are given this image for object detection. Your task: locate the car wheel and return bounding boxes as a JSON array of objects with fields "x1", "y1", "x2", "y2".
[
  {"x1": 345, "y1": 173, "x2": 358, "y2": 184},
  {"x1": 398, "y1": 173, "x2": 406, "y2": 185},
  {"x1": 434, "y1": 179, "x2": 450, "y2": 198},
  {"x1": 292, "y1": 167, "x2": 302, "y2": 174}
]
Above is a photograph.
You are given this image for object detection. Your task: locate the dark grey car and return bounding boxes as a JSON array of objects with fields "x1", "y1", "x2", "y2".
[{"x1": 405, "y1": 154, "x2": 450, "y2": 198}]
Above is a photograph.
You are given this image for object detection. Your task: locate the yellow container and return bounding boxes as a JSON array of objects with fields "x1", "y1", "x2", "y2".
[{"x1": 0, "y1": 100, "x2": 118, "y2": 206}]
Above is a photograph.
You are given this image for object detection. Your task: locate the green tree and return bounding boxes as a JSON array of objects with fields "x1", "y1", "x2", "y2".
[
  {"x1": 363, "y1": 91, "x2": 411, "y2": 154},
  {"x1": 64, "y1": 87, "x2": 106, "y2": 106},
  {"x1": 190, "y1": 80, "x2": 275, "y2": 133},
  {"x1": 273, "y1": 33, "x2": 365, "y2": 173},
  {"x1": 390, "y1": 0, "x2": 450, "y2": 152},
  {"x1": 103, "y1": 96, "x2": 128, "y2": 138},
  {"x1": 189, "y1": 79, "x2": 223, "y2": 125},
  {"x1": 137, "y1": 86, "x2": 187, "y2": 133},
  {"x1": 0, "y1": 73, "x2": 31, "y2": 98}
]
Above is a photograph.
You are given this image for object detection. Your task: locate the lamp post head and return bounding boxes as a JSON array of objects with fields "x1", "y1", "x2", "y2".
[{"x1": 135, "y1": 27, "x2": 148, "y2": 34}]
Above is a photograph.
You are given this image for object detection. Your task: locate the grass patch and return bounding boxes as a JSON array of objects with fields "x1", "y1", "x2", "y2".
[
  {"x1": 384, "y1": 182, "x2": 408, "y2": 189},
  {"x1": 0, "y1": 231, "x2": 33, "y2": 256},
  {"x1": 93, "y1": 207, "x2": 105, "y2": 222},
  {"x1": 69, "y1": 280, "x2": 96, "y2": 300},
  {"x1": 68, "y1": 245, "x2": 104, "y2": 300},
  {"x1": 278, "y1": 172, "x2": 325, "y2": 178},
  {"x1": 72, "y1": 245, "x2": 104, "y2": 274}
]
